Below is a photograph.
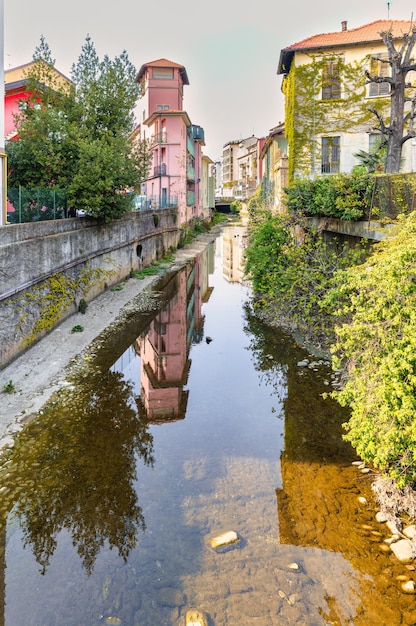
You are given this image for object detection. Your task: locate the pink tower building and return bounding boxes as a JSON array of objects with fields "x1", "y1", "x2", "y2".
[{"x1": 134, "y1": 59, "x2": 208, "y2": 226}]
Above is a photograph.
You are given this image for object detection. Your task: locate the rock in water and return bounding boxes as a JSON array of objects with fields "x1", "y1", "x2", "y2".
[
  {"x1": 185, "y1": 608, "x2": 209, "y2": 625},
  {"x1": 210, "y1": 530, "x2": 240, "y2": 549}
]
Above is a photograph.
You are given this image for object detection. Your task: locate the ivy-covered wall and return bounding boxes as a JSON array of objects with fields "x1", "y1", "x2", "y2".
[
  {"x1": 283, "y1": 54, "x2": 390, "y2": 182},
  {"x1": 0, "y1": 210, "x2": 179, "y2": 368}
]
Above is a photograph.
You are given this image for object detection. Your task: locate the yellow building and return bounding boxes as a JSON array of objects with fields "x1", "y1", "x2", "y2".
[{"x1": 277, "y1": 20, "x2": 416, "y2": 181}]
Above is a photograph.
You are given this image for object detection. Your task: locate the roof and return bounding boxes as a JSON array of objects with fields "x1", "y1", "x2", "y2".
[
  {"x1": 5, "y1": 60, "x2": 73, "y2": 85},
  {"x1": 277, "y1": 19, "x2": 415, "y2": 74},
  {"x1": 145, "y1": 109, "x2": 192, "y2": 127},
  {"x1": 136, "y1": 58, "x2": 189, "y2": 84}
]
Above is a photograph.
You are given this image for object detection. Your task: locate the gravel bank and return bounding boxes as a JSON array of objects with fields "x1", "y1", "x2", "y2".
[{"x1": 0, "y1": 232, "x2": 219, "y2": 448}]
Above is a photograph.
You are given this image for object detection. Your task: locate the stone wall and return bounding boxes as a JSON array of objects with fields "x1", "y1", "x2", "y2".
[{"x1": 0, "y1": 210, "x2": 180, "y2": 368}]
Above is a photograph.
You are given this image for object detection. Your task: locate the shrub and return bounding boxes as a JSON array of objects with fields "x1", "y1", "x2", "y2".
[{"x1": 78, "y1": 298, "x2": 87, "y2": 314}]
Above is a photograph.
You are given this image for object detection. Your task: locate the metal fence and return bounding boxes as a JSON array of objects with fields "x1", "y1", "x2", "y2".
[
  {"x1": 7, "y1": 187, "x2": 69, "y2": 223},
  {"x1": 369, "y1": 173, "x2": 416, "y2": 220}
]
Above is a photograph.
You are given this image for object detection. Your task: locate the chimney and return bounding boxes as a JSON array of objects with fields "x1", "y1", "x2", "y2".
[{"x1": 341, "y1": 20, "x2": 347, "y2": 31}]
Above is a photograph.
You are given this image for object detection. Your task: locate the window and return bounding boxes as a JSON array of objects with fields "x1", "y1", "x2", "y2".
[
  {"x1": 321, "y1": 136, "x2": 340, "y2": 173},
  {"x1": 152, "y1": 68, "x2": 174, "y2": 79},
  {"x1": 369, "y1": 133, "x2": 382, "y2": 152},
  {"x1": 156, "y1": 105, "x2": 170, "y2": 111},
  {"x1": 368, "y1": 55, "x2": 390, "y2": 97},
  {"x1": 322, "y1": 60, "x2": 341, "y2": 99}
]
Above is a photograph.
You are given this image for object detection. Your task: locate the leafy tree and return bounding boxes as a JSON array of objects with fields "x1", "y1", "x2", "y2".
[
  {"x1": 71, "y1": 35, "x2": 139, "y2": 138},
  {"x1": 7, "y1": 50, "x2": 80, "y2": 189},
  {"x1": 68, "y1": 135, "x2": 138, "y2": 220},
  {"x1": 244, "y1": 211, "x2": 368, "y2": 349},
  {"x1": 327, "y1": 213, "x2": 416, "y2": 486},
  {"x1": 6, "y1": 35, "x2": 152, "y2": 221},
  {"x1": 33, "y1": 33, "x2": 56, "y2": 65},
  {"x1": 366, "y1": 25, "x2": 416, "y2": 173}
]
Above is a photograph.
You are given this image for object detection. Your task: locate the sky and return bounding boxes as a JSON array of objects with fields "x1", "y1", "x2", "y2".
[{"x1": 4, "y1": 0, "x2": 416, "y2": 160}]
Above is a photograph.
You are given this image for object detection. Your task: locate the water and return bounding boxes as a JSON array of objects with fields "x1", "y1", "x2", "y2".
[{"x1": 0, "y1": 223, "x2": 415, "y2": 625}]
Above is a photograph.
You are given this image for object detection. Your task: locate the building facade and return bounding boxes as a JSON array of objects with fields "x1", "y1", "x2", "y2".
[
  {"x1": 221, "y1": 136, "x2": 262, "y2": 201},
  {"x1": 277, "y1": 20, "x2": 416, "y2": 182},
  {"x1": 134, "y1": 58, "x2": 212, "y2": 226},
  {"x1": 5, "y1": 61, "x2": 73, "y2": 141},
  {"x1": 259, "y1": 123, "x2": 288, "y2": 212}
]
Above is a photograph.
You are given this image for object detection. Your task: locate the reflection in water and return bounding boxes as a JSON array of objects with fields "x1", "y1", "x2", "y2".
[
  {"x1": 0, "y1": 367, "x2": 153, "y2": 575},
  {"x1": 0, "y1": 225, "x2": 415, "y2": 625},
  {"x1": 135, "y1": 254, "x2": 212, "y2": 423}
]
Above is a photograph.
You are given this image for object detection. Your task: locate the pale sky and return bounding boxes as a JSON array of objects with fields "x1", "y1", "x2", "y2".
[{"x1": 4, "y1": 0, "x2": 416, "y2": 160}]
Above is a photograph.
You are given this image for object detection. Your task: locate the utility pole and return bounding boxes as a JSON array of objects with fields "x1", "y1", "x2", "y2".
[{"x1": 0, "y1": 0, "x2": 5, "y2": 226}]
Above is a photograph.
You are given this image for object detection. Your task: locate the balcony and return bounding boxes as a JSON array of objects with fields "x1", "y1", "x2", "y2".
[
  {"x1": 153, "y1": 163, "x2": 167, "y2": 176},
  {"x1": 151, "y1": 195, "x2": 178, "y2": 209},
  {"x1": 190, "y1": 125, "x2": 205, "y2": 143},
  {"x1": 153, "y1": 131, "x2": 167, "y2": 144}
]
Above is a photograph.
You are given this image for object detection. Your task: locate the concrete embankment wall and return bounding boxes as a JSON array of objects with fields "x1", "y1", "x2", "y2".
[
  {"x1": 0, "y1": 210, "x2": 179, "y2": 369},
  {"x1": 309, "y1": 217, "x2": 396, "y2": 241}
]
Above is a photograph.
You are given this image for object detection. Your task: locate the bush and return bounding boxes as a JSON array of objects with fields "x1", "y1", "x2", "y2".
[
  {"x1": 78, "y1": 298, "x2": 87, "y2": 314},
  {"x1": 285, "y1": 172, "x2": 374, "y2": 221},
  {"x1": 244, "y1": 211, "x2": 368, "y2": 348},
  {"x1": 327, "y1": 213, "x2": 416, "y2": 486}
]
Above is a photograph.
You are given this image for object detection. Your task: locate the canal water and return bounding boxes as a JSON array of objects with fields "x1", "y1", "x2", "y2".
[{"x1": 0, "y1": 223, "x2": 415, "y2": 626}]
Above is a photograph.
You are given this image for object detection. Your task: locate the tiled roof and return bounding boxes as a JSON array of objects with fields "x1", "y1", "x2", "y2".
[
  {"x1": 286, "y1": 20, "x2": 413, "y2": 50},
  {"x1": 136, "y1": 58, "x2": 189, "y2": 84},
  {"x1": 278, "y1": 20, "x2": 415, "y2": 74}
]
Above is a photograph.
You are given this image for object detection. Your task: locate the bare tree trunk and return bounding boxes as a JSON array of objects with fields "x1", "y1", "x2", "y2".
[{"x1": 385, "y1": 54, "x2": 407, "y2": 173}]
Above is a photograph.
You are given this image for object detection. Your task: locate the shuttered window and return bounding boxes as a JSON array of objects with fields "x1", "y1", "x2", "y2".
[
  {"x1": 369, "y1": 56, "x2": 390, "y2": 97},
  {"x1": 322, "y1": 60, "x2": 341, "y2": 99}
]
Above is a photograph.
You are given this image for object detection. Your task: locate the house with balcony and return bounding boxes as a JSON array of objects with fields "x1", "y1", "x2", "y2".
[
  {"x1": 277, "y1": 19, "x2": 416, "y2": 183},
  {"x1": 134, "y1": 58, "x2": 212, "y2": 226}
]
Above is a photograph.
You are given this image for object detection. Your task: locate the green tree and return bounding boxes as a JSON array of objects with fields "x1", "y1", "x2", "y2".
[
  {"x1": 6, "y1": 48, "x2": 79, "y2": 189},
  {"x1": 6, "y1": 35, "x2": 152, "y2": 221},
  {"x1": 71, "y1": 35, "x2": 139, "y2": 138}
]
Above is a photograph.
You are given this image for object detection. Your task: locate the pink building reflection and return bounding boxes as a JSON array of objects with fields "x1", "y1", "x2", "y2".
[{"x1": 135, "y1": 247, "x2": 213, "y2": 422}]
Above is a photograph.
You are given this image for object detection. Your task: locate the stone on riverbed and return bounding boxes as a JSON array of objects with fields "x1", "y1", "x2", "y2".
[
  {"x1": 390, "y1": 539, "x2": 415, "y2": 563},
  {"x1": 401, "y1": 580, "x2": 416, "y2": 594},
  {"x1": 185, "y1": 608, "x2": 209, "y2": 625},
  {"x1": 210, "y1": 530, "x2": 240, "y2": 549},
  {"x1": 403, "y1": 525, "x2": 416, "y2": 539}
]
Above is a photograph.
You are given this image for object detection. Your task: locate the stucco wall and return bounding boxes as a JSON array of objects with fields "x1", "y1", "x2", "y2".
[{"x1": 0, "y1": 210, "x2": 179, "y2": 368}]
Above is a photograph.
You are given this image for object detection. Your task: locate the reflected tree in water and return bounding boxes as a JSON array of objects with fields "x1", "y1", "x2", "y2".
[
  {"x1": 243, "y1": 301, "x2": 289, "y2": 407},
  {"x1": 1, "y1": 366, "x2": 154, "y2": 574}
]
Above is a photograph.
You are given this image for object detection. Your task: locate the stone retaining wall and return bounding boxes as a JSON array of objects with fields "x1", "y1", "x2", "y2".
[{"x1": 0, "y1": 210, "x2": 180, "y2": 368}]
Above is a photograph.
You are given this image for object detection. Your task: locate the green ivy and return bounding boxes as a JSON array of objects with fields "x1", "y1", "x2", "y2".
[
  {"x1": 15, "y1": 265, "x2": 112, "y2": 348},
  {"x1": 244, "y1": 210, "x2": 368, "y2": 348},
  {"x1": 326, "y1": 213, "x2": 416, "y2": 486}
]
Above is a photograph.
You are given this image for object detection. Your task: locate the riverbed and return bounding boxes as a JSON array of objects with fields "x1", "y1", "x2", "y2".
[{"x1": 0, "y1": 222, "x2": 415, "y2": 625}]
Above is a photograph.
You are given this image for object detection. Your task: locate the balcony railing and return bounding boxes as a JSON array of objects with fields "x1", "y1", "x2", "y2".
[
  {"x1": 151, "y1": 195, "x2": 178, "y2": 209},
  {"x1": 153, "y1": 163, "x2": 167, "y2": 176},
  {"x1": 153, "y1": 131, "x2": 167, "y2": 144}
]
